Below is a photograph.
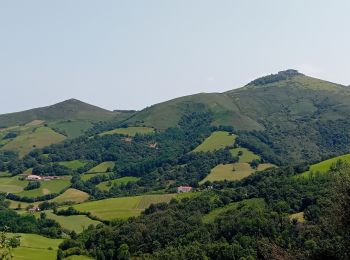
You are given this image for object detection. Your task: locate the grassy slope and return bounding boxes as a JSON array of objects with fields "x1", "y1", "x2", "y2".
[
  {"x1": 299, "y1": 153, "x2": 350, "y2": 178},
  {"x1": 44, "y1": 211, "x2": 100, "y2": 233},
  {"x1": 48, "y1": 120, "x2": 93, "y2": 138},
  {"x1": 97, "y1": 177, "x2": 140, "y2": 191},
  {"x1": 230, "y1": 147, "x2": 260, "y2": 163},
  {"x1": 0, "y1": 176, "x2": 28, "y2": 193},
  {"x1": 11, "y1": 233, "x2": 63, "y2": 260},
  {"x1": 81, "y1": 172, "x2": 112, "y2": 181},
  {"x1": 202, "y1": 198, "x2": 265, "y2": 223},
  {"x1": 1, "y1": 127, "x2": 66, "y2": 157},
  {"x1": 87, "y1": 161, "x2": 115, "y2": 173},
  {"x1": 58, "y1": 160, "x2": 87, "y2": 170},
  {"x1": 193, "y1": 131, "x2": 236, "y2": 152},
  {"x1": 71, "y1": 194, "x2": 175, "y2": 220},
  {"x1": 200, "y1": 163, "x2": 275, "y2": 184},
  {"x1": 99, "y1": 126, "x2": 154, "y2": 137},
  {"x1": 51, "y1": 188, "x2": 89, "y2": 203},
  {"x1": 17, "y1": 177, "x2": 71, "y2": 198},
  {"x1": 0, "y1": 99, "x2": 118, "y2": 127}
]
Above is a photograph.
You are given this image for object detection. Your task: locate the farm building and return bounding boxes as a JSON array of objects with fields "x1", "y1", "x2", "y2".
[
  {"x1": 28, "y1": 206, "x2": 40, "y2": 213},
  {"x1": 148, "y1": 143, "x2": 158, "y2": 149},
  {"x1": 26, "y1": 175, "x2": 42, "y2": 180},
  {"x1": 177, "y1": 186, "x2": 193, "y2": 193}
]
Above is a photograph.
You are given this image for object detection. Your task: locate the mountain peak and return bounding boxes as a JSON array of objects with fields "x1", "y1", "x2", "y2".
[{"x1": 247, "y1": 69, "x2": 304, "y2": 86}]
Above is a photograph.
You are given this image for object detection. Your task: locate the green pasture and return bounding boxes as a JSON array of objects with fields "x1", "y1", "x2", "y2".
[
  {"x1": 49, "y1": 120, "x2": 93, "y2": 138},
  {"x1": 44, "y1": 211, "x2": 100, "y2": 233},
  {"x1": 230, "y1": 147, "x2": 260, "y2": 163},
  {"x1": 0, "y1": 176, "x2": 28, "y2": 193},
  {"x1": 71, "y1": 194, "x2": 175, "y2": 220},
  {"x1": 96, "y1": 176, "x2": 140, "y2": 191},
  {"x1": 202, "y1": 198, "x2": 265, "y2": 223},
  {"x1": 193, "y1": 131, "x2": 236, "y2": 152},
  {"x1": 18, "y1": 176, "x2": 71, "y2": 198},
  {"x1": 87, "y1": 161, "x2": 115, "y2": 173},
  {"x1": 58, "y1": 160, "x2": 87, "y2": 170},
  {"x1": 51, "y1": 188, "x2": 89, "y2": 203},
  {"x1": 299, "y1": 153, "x2": 350, "y2": 178}
]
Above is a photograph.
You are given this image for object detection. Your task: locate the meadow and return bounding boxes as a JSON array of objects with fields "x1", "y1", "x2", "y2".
[
  {"x1": 81, "y1": 172, "x2": 111, "y2": 181},
  {"x1": 44, "y1": 211, "x2": 100, "y2": 233},
  {"x1": 17, "y1": 176, "x2": 71, "y2": 198},
  {"x1": 193, "y1": 131, "x2": 236, "y2": 152},
  {"x1": 58, "y1": 160, "x2": 87, "y2": 170},
  {"x1": 70, "y1": 194, "x2": 175, "y2": 220},
  {"x1": 10, "y1": 233, "x2": 63, "y2": 260},
  {"x1": 87, "y1": 161, "x2": 115, "y2": 173},
  {"x1": 0, "y1": 176, "x2": 28, "y2": 193},
  {"x1": 49, "y1": 120, "x2": 93, "y2": 138},
  {"x1": 200, "y1": 163, "x2": 275, "y2": 184},
  {"x1": 96, "y1": 176, "x2": 140, "y2": 191},
  {"x1": 1, "y1": 126, "x2": 66, "y2": 157},
  {"x1": 230, "y1": 147, "x2": 260, "y2": 163},
  {"x1": 51, "y1": 188, "x2": 89, "y2": 203},
  {"x1": 202, "y1": 198, "x2": 265, "y2": 223},
  {"x1": 299, "y1": 153, "x2": 350, "y2": 178},
  {"x1": 99, "y1": 126, "x2": 154, "y2": 137}
]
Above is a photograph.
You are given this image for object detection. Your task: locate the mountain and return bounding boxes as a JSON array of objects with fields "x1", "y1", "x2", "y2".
[
  {"x1": 0, "y1": 99, "x2": 120, "y2": 127},
  {"x1": 127, "y1": 70, "x2": 350, "y2": 164}
]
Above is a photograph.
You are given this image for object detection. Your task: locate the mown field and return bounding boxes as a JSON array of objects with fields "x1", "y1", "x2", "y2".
[
  {"x1": 200, "y1": 163, "x2": 275, "y2": 184},
  {"x1": 96, "y1": 176, "x2": 140, "y2": 191},
  {"x1": 58, "y1": 160, "x2": 87, "y2": 170},
  {"x1": 193, "y1": 131, "x2": 236, "y2": 152},
  {"x1": 49, "y1": 120, "x2": 93, "y2": 138},
  {"x1": 99, "y1": 126, "x2": 154, "y2": 137},
  {"x1": 0, "y1": 176, "x2": 28, "y2": 193},
  {"x1": 1, "y1": 126, "x2": 66, "y2": 157},
  {"x1": 299, "y1": 153, "x2": 350, "y2": 178},
  {"x1": 87, "y1": 161, "x2": 115, "y2": 173},
  {"x1": 230, "y1": 147, "x2": 260, "y2": 163},
  {"x1": 202, "y1": 198, "x2": 265, "y2": 223},
  {"x1": 43, "y1": 211, "x2": 101, "y2": 233},
  {"x1": 51, "y1": 188, "x2": 89, "y2": 203},
  {"x1": 17, "y1": 176, "x2": 71, "y2": 198},
  {"x1": 70, "y1": 194, "x2": 175, "y2": 220},
  {"x1": 10, "y1": 233, "x2": 63, "y2": 260},
  {"x1": 81, "y1": 172, "x2": 112, "y2": 181}
]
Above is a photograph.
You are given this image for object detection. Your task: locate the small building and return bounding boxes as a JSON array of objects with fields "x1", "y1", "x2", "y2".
[
  {"x1": 42, "y1": 176, "x2": 59, "y2": 180},
  {"x1": 123, "y1": 137, "x2": 133, "y2": 143},
  {"x1": 26, "y1": 175, "x2": 42, "y2": 181},
  {"x1": 28, "y1": 206, "x2": 40, "y2": 213},
  {"x1": 177, "y1": 186, "x2": 193, "y2": 193}
]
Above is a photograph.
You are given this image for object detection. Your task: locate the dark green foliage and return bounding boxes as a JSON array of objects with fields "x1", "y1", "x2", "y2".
[{"x1": 24, "y1": 181, "x2": 41, "y2": 190}]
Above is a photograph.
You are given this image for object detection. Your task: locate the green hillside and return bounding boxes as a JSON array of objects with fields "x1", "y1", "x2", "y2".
[
  {"x1": 0, "y1": 99, "x2": 119, "y2": 127},
  {"x1": 127, "y1": 70, "x2": 350, "y2": 164}
]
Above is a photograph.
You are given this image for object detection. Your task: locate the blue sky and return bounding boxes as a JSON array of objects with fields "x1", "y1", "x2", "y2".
[{"x1": 1, "y1": 0, "x2": 350, "y2": 113}]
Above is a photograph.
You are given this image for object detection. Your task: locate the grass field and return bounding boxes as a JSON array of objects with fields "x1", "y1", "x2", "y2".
[
  {"x1": 17, "y1": 176, "x2": 71, "y2": 198},
  {"x1": 70, "y1": 194, "x2": 175, "y2": 220},
  {"x1": 87, "y1": 161, "x2": 115, "y2": 173},
  {"x1": 58, "y1": 160, "x2": 87, "y2": 170},
  {"x1": 49, "y1": 120, "x2": 93, "y2": 138},
  {"x1": 202, "y1": 198, "x2": 265, "y2": 223},
  {"x1": 96, "y1": 176, "x2": 140, "y2": 191},
  {"x1": 81, "y1": 172, "x2": 112, "y2": 181},
  {"x1": 10, "y1": 233, "x2": 63, "y2": 260},
  {"x1": 44, "y1": 211, "x2": 100, "y2": 233},
  {"x1": 193, "y1": 131, "x2": 236, "y2": 152},
  {"x1": 299, "y1": 153, "x2": 350, "y2": 178},
  {"x1": 1, "y1": 127, "x2": 66, "y2": 157},
  {"x1": 51, "y1": 188, "x2": 89, "y2": 203},
  {"x1": 230, "y1": 147, "x2": 260, "y2": 163},
  {"x1": 99, "y1": 126, "x2": 155, "y2": 137},
  {"x1": 0, "y1": 176, "x2": 28, "y2": 193},
  {"x1": 200, "y1": 163, "x2": 275, "y2": 184}
]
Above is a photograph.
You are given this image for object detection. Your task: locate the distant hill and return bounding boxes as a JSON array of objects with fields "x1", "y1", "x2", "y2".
[
  {"x1": 0, "y1": 99, "x2": 121, "y2": 127},
  {"x1": 127, "y1": 70, "x2": 350, "y2": 164}
]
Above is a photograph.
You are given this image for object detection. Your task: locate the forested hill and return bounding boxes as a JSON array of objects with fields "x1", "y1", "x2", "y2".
[
  {"x1": 0, "y1": 99, "x2": 123, "y2": 127},
  {"x1": 127, "y1": 70, "x2": 350, "y2": 164}
]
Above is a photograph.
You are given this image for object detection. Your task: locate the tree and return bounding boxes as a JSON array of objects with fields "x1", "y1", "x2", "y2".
[
  {"x1": 117, "y1": 244, "x2": 130, "y2": 260},
  {"x1": 0, "y1": 228, "x2": 20, "y2": 260}
]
